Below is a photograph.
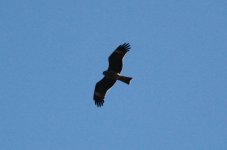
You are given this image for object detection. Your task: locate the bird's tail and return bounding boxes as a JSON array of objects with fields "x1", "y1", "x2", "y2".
[{"x1": 118, "y1": 76, "x2": 132, "y2": 85}]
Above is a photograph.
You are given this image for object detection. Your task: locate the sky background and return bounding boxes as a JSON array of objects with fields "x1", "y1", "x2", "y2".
[{"x1": 0, "y1": 0, "x2": 226, "y2": 150}]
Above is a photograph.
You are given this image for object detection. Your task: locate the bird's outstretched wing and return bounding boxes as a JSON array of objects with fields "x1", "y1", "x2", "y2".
[
  {"x1": 108, "y1": 43, "x2": 131, "y2": 73},
  {"x1": 93, "y1": 77, "x2": 116, "y2": 107}
]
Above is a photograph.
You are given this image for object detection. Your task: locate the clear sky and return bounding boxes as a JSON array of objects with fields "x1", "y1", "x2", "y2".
[{"x1": 0, "y1": 0, "x2": 226, "y2": 150}]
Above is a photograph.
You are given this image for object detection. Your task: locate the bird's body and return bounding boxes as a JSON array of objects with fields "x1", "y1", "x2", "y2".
[
  {"x1": 93, "y1": 43, "x2": 132, "y2": 107},
  {"x1": 103, "y1": 70, "x2": 120, "y2": 80}
]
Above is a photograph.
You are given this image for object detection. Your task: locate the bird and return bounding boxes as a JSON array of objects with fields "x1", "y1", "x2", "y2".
[{"x1": 93, "y1": 43, "x2": 132, "y2": 107}]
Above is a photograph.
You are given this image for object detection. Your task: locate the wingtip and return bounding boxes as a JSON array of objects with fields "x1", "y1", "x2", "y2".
[
  {"x1": 123, "y1": 42, "x2": 130, "y2": 47},
  {"x1": 93, "y1": 92, "x2": 105, "y2": 107},
  {"x1": 120, "y1": 43, "x2": 131, "y2": 51},
  {"x1": 95, "y1": 100, "x2": 104, "y2": 107}
]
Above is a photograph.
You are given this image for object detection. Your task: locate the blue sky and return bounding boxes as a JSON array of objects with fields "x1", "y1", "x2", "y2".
[{"x1": 0, "y1": 0, "x2": 226, "y2": 149}]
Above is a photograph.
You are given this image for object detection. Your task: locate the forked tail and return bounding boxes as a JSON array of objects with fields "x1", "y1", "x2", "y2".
[{"x1": 118, "y1": 76, "x2": 132, "y2": 85}]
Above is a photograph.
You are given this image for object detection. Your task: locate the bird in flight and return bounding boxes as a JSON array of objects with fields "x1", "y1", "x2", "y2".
[{"x1": 93, "y1": 43, "x2": 132, "y2": 107}]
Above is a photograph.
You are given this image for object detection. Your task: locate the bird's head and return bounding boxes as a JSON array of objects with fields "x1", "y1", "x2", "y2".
[{"x1": 103, "y1": 71, "x2": 108, "y2": 76}]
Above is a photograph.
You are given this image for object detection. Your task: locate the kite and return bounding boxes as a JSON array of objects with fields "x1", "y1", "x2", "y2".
[{"x1": 93, "y1": 43, "x2": 132, "y2": 107}]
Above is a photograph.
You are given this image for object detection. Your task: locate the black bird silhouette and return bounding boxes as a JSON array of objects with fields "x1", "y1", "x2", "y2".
[{"x1": 93, "y1": 43, "x2": 132, "y2": 107}]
